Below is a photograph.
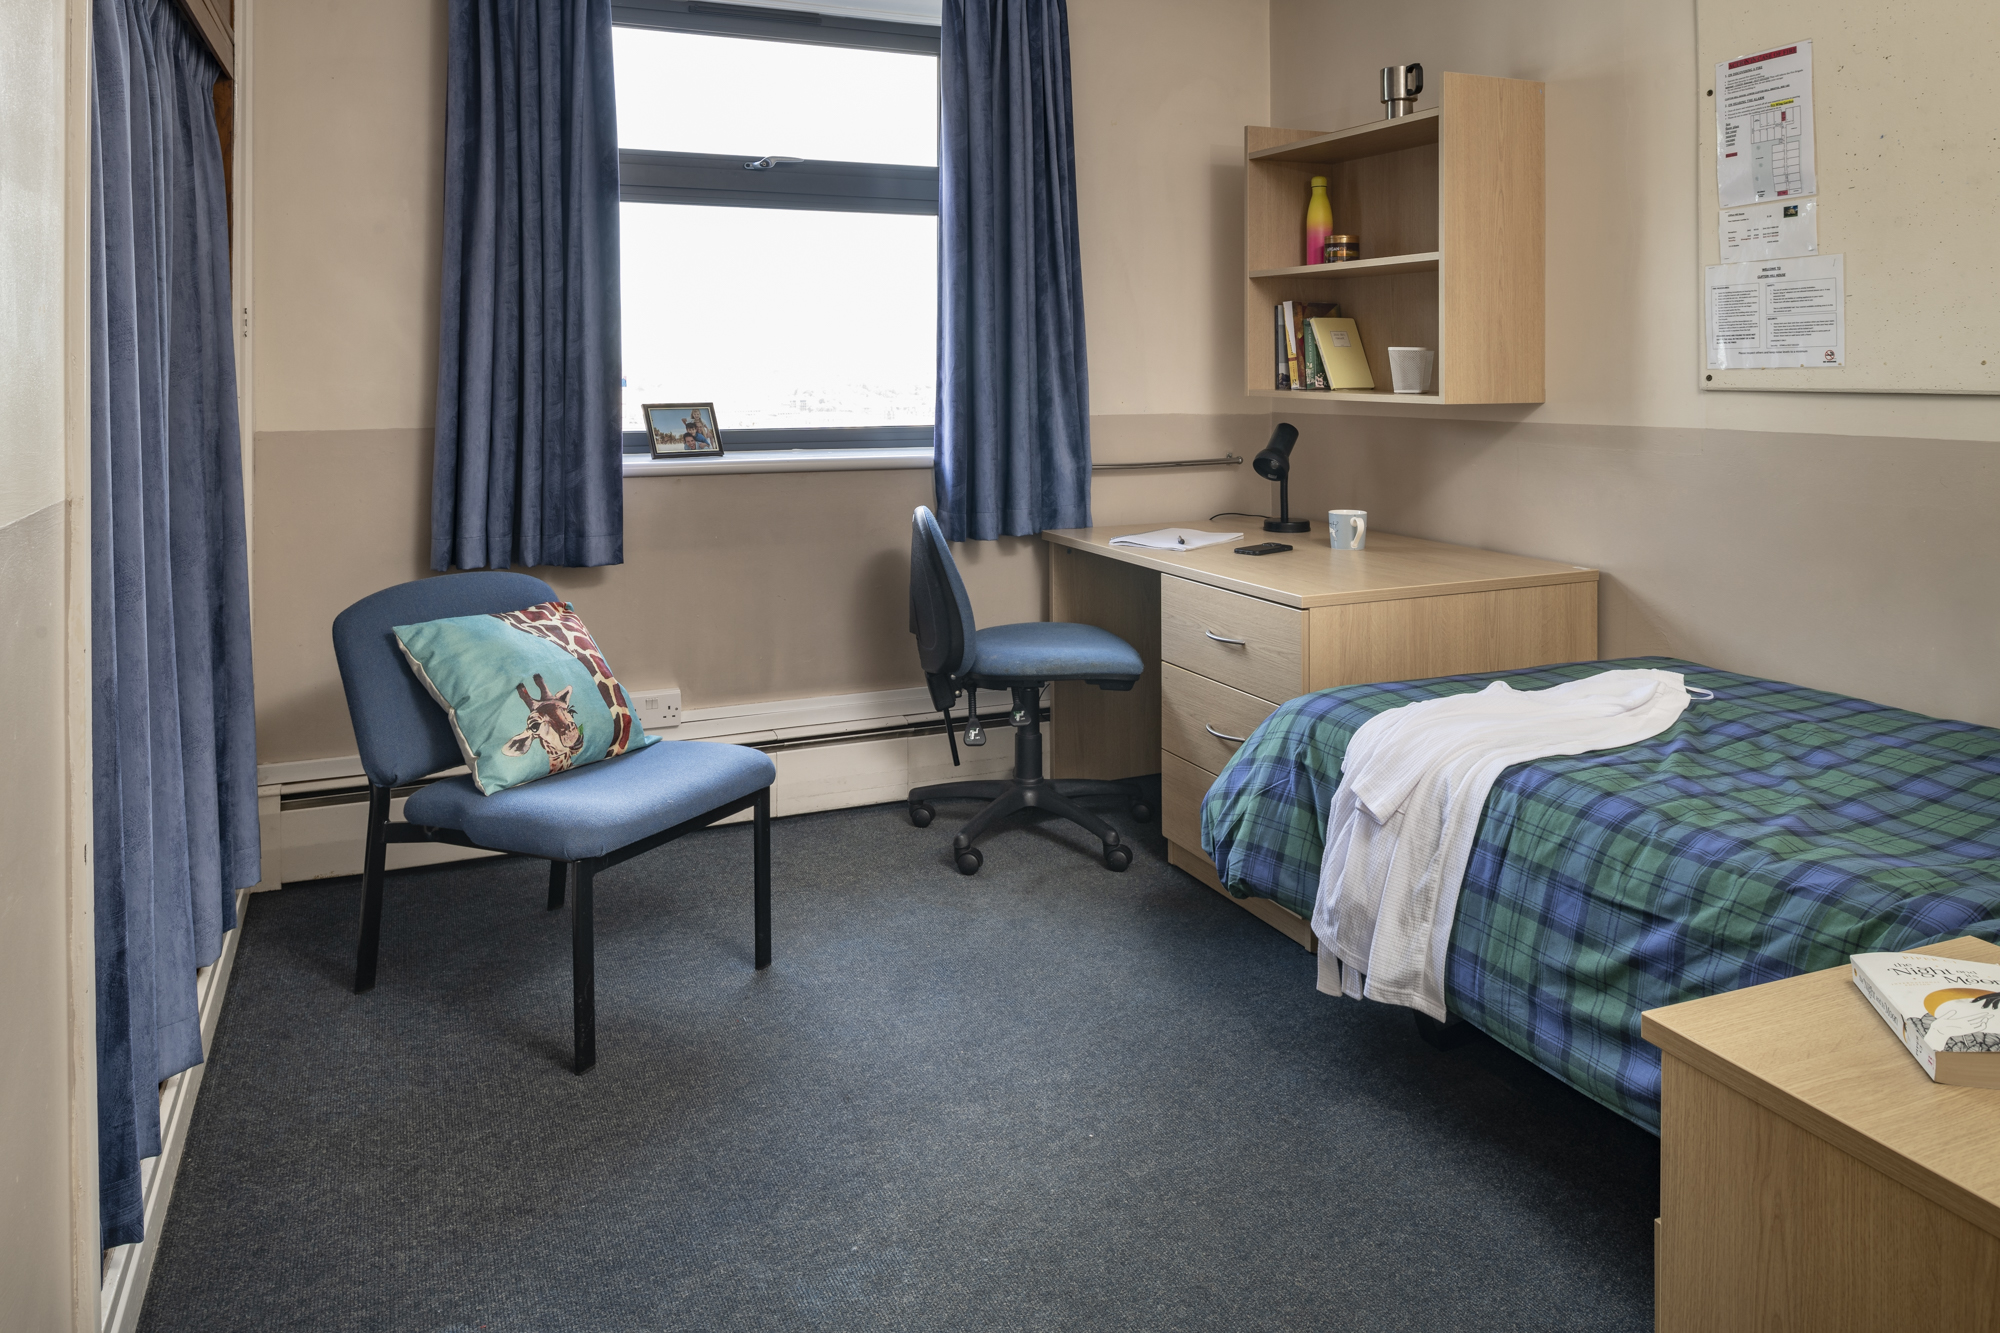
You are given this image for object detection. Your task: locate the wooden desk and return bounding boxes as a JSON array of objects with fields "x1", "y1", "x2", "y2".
[
  {"x1": 1643, "y1": 936, "x2": 2000, "y2": 1332},
  {"x1": 1041, "y1": 520, "x2": 1598, "y2": 946}
]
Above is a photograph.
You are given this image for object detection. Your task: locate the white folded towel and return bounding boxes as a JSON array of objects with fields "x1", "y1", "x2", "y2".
[{"x1": 1312, "y1": 669, "x2": 1694, "y2": 1019}]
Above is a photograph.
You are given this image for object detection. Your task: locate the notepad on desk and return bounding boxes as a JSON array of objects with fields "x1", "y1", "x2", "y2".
[{"x1": 1108, "y1": 528, "x2": 1243, "y2": 552}]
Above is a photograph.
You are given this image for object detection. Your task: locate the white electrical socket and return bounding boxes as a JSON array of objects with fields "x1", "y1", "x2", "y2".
[{"x1": 632, "y1": 687, "x2": 682, "y2": 730}]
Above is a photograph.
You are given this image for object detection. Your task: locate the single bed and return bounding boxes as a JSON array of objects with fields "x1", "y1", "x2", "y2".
[{"x1": 1200, "y1": 656, "x2": 2000, "y2": 1130}]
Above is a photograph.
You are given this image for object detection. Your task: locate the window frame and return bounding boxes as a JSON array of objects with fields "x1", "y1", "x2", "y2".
[{"x1": 614, "y1": 1, "x2": 941, "y2": 454}]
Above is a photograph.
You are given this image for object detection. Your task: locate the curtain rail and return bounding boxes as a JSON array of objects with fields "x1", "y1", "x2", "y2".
[{"x1": 1091, "y1": 453, "x2": 1245, "y2": 472}]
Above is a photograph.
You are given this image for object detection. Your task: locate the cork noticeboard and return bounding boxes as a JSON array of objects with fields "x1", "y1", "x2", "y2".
[{"x1": 1695, "y1": 1, "x2": 2000, "y2": 394}]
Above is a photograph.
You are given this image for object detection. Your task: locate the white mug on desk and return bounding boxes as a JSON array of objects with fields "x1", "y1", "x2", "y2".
[{"x1": 1327, "y1": 510, "x2": 1367, "y2": 550}]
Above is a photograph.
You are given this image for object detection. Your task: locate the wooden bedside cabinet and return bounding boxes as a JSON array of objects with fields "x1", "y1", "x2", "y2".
[{"x1": 1643, "y1": 936, "x2": 2000, "y2": 1331}]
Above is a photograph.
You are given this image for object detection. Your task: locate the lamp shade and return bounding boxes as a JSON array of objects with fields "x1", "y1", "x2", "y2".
[{"x1": 1253, "y1": 422, "x2": 1300, "y2": 481}]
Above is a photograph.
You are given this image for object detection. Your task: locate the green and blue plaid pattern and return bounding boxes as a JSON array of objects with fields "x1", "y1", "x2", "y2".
[{"x1": 1201, "y1": 657, "x2": 2000, "y2": 1130}]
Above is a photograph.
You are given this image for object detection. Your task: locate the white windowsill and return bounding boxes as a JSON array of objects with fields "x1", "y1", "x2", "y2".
[{"x1": 623, "y1": 446, "x2": 933, "y2": 477}]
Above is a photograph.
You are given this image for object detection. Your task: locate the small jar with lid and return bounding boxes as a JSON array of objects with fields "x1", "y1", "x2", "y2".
[{"x1": 1323, "y1": 234, "x2": 1360, "y2": 264}]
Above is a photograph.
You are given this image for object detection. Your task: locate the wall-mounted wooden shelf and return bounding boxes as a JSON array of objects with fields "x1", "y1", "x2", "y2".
[
  {"x1": 1247, "y1": 109, "x2": 1440, "y2": 164},
  {"x1": 1249, "y1": 252, "x2": 1440, "y2": 281},
  {"x1": 1246, "y1": 388, "x2": 1443, "y2": 406},
  {"x1": 1244, "y1": 73, "x2": 1544, "y2": 406}
]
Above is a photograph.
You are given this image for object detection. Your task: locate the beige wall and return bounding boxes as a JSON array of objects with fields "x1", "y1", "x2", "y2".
[
  {"x1": 249, "y1": 0, "x2": 1273, "y2": 764},
  {"x1": 1269, "y1": 0, "x2": 2000, "y2": 725},
  {"x1": 0, "y1": 0, "x2": 90, "y2": 1326}
]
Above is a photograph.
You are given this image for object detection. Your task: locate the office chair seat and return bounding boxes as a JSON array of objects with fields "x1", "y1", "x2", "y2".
[
  {"x1": 405, "y1": 740, "x2": 776, "y2": 863},
  {"x1": 968, "y1": 622, "x2": 1144, "y2": 684}
]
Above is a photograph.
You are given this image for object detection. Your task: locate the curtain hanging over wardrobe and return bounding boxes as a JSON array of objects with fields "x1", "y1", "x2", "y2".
[
  {"x1": 90, "y1": 0, "x2": 260, "y2": 1249},
  {"x1": 934, "y1": 0, "x2": 1092, "y2": 543},
  {"x1": 431, "y1": 0, "x2": 624, "y2": 571}
]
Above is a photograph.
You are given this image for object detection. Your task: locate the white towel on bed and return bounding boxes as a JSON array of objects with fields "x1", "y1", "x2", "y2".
[{"x1": 1312, "y1": 669, "x2": 1693, "y2": 1019}]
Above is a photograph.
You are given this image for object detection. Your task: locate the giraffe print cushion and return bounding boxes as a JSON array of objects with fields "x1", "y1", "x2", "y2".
[{"x1": 392, "y1": 600, "x2": 657, "y2": 795}]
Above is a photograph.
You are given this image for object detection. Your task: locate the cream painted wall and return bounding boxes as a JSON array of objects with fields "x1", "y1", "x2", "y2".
[
  {"x1": 1069, "y1": 0, "x2": 1268, "y2": 416},
  {"x1": 249, "y1": 0, "x2": 1274, "y2": 764},
  {"x1": 1269, "y1": 0, "x2": 2000, "y2": 444},
  {"x1": 1269, "y1": 0, "x2": 2000, "y2": 726},
  {"x1": 0, "y1": 0, "x2": 88, "y2": 1326}
]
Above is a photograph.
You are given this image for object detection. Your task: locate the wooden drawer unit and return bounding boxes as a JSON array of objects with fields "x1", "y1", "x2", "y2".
[
  {"x1": 1161, "y1": 663, "x2": 1277, "y2": 774},
  {"x1": 1161, "y1": 750, "x2": 1219, "y2": 858},
  {"x1": 1160, "y1": 575, "x2": 1305, "y2": 703},
  {"x1": 1162, "y1": 750, "x2": 1317, "y2": 951}
]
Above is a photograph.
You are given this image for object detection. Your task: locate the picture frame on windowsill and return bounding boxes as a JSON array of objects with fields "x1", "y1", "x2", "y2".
[{"x1": 643, "y1": 402, "x2": 724, "y2": 458}]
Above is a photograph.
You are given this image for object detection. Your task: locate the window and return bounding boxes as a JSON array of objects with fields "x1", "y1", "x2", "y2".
[{"x1": 612, "y1": 1, "x2": 940, "y2": 452}]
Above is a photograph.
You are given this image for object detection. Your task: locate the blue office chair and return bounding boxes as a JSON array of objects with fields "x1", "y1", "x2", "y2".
[
  {"x1": 907, "y1": 506, "x2": 1150, "y2": 874},
  {"x1": 331, "y1": 572, "x2": 777, "y2": 1073}
]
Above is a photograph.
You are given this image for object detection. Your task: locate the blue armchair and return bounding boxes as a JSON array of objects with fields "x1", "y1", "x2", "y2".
[{"x1": 331, "y1": 572, "x2": 776, "y2": 1073}]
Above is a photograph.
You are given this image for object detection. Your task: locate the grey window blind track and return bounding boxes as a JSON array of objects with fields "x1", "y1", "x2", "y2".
[{"x1": 1091, "y1": 453, "x2": 1244, "y2": 471}]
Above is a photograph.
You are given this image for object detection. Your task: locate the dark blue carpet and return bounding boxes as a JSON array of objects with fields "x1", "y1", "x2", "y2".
[{"x1": 138, "y1": 795, "x2": 1657, "y2": 1331}]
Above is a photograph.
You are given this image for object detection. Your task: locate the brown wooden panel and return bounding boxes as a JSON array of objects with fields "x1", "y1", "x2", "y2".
[
  {"x1": 1161, "y1": 663, "x2": 1277, "y2": 774},
  {"x1": 1160, "y1": 576, "x2": 1306, "y2": 703},
  {"x1": 1167, "y1": 842, "x2": 1315, "y2": 952},
  {"x1": 1047, "y1": 544, "x2": 1160, "y2": 780},
  {"x1": 1657, "y1": 1055, "x2": 2000, "y2": 1332},
  {"x1": 1305, "y1": 580, "x2": 1596, "y2": 690},
  {"x1": 1644, "y1": 936, "x2": 2000, "y2": 1244},
  {"x1": 1163, "y1": 752, "x2": 1314, "y2": 952},
  {"x1": 1438, "y1": 72, "x2": 1544, "y2": 404}
]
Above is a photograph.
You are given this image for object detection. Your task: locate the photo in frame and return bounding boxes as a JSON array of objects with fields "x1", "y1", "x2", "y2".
[{"x1": 643, "y1": 402, "x2": 723, "y2": 458}]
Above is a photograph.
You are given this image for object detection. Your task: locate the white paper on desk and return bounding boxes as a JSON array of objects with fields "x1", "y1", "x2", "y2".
[
  {"x1": 1706, "y1": 253, "x2": 1843, "y2": 370},
  {"x1": 1108, "y1": 528, "x2": 1243, "y2": 551},
  {"x1": 1720, "y1": 199, "x2": 1816, "y2": 261},
  {"x1": 1716, "y1": 41, "x2": 1816, "y2": 209}
]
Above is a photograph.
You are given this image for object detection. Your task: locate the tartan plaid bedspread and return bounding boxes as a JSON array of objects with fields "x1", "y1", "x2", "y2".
[{"x1": 1199, "y1": 656, "x2": 2000, "y2": 1130}]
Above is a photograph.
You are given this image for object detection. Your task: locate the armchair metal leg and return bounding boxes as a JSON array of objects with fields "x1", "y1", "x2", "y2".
[
  {"x1": 570, "y1": 860, "x2": 596, "y2": 1075},
  {"x1": 354, "y1": 784, "x2": 391, "y2": 993},
  {"x1": 546, "y1": 858, "x2": 566, "y2": 911},
  {"x1": 753, "y1": 788, "x2": 772, "y2": 969}
]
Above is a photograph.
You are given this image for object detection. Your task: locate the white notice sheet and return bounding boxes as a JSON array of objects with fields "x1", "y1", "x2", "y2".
[
  {"x1": 1719, "y1": 199, "x2": 1817, "y2": 261},
  {"x1": 1706, "y1": 254, "x2": 1844, "y2": 370},
  {"x1": 1716, "y1": 41, "x2": 1815, "y2": 208}
]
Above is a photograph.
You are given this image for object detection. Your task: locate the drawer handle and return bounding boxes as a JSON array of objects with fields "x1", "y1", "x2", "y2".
[
  {"x1": 1204, "y1": 630, "x2": 1248, "y2": 646},
  {"x1": 1205, "y1": 724, "x2": 1248, "y2": 744}
]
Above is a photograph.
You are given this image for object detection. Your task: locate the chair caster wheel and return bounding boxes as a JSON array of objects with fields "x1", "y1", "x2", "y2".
[
  {"x1": 1131, "y1": 801, "x2": 1153, "y2": 823},
  {"x1": 955, "y1": 846, "x2": 983, "y2": 876},
  {"x1": 1103, "y1": 843, "x2": 1132, "y2": 872},
  {"x1": 909, "y1": 801, "x2": 934, "y2": 828}
]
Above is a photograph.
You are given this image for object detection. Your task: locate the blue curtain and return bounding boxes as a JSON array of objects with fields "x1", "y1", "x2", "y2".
[
  {"x1": 90, "y1": 0, "x2": 260, "y2": 1249},
  {"x1": 432, "y1": 0, "x2": 623, "y2": 571},
  {"x1": 934, "y1": 0, "x2": 1092, "y2": 543}
]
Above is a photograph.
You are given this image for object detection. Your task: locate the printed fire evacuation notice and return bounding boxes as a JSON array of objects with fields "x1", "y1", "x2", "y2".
[
  {"x1": 1716, "y1": 41, "x2": 1815, "y2": 208},
  {"x1": 1706, "y1": 254, "x2": 1844, "y2": 370}
]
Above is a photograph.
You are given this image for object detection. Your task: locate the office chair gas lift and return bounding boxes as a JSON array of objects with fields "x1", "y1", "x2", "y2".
[{"x1": 907, "y1": 507, "x2": 1150, "y2": 874}]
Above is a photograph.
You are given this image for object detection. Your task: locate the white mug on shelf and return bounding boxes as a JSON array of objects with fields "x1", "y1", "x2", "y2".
[
  {"x1": 1388, "y1": 346, "x2": 1435, "y2": 394},
  {"x1": 1327, "y1": 509, "x2": 1368, "y2": 550}
]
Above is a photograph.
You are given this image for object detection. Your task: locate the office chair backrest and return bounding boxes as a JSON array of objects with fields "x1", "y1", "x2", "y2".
[
  {"x1": 909, "y1": 507, "x2": 976, "y2": 692},
  {"x1": 332, "y1": 571, "x2": 558, "y2": 788}
]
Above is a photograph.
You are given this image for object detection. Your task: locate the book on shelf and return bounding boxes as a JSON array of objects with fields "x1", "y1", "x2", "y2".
[
  {"x1": 1274, "y1": 304, "x2": 1289, "y2": 389},
  {"x1": 1306, "y1": 315, "x2": 1374, "y2": 391},
  {"x1": 1273, "y1": 302, "x2": 1341, "y2": 389},
  {"x1": 1851, "y1": 950, "x2": 2000, "y2": 1089},
  {"x1": 1297, "y1": 302, "x2": 1340, "y2": 390},
  {"x1": 1280, "y1": 301, "x2": 1302, "y2": 388}
]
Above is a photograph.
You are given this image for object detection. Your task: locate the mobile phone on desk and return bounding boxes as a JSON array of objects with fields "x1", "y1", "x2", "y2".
[{"x1": 1234, "y1": 542, "x2": 1292, "y2": 556}]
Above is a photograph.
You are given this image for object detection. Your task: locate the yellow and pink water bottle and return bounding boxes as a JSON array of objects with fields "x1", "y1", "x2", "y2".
[{"x1": 1305, "y1": 176, "x2": 1333, "y2": 265}]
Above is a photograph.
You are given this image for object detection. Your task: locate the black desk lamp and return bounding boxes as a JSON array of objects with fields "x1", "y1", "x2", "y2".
[{"x1": 1254, "y1": 422, "x2": 1310, "y2": 533}]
